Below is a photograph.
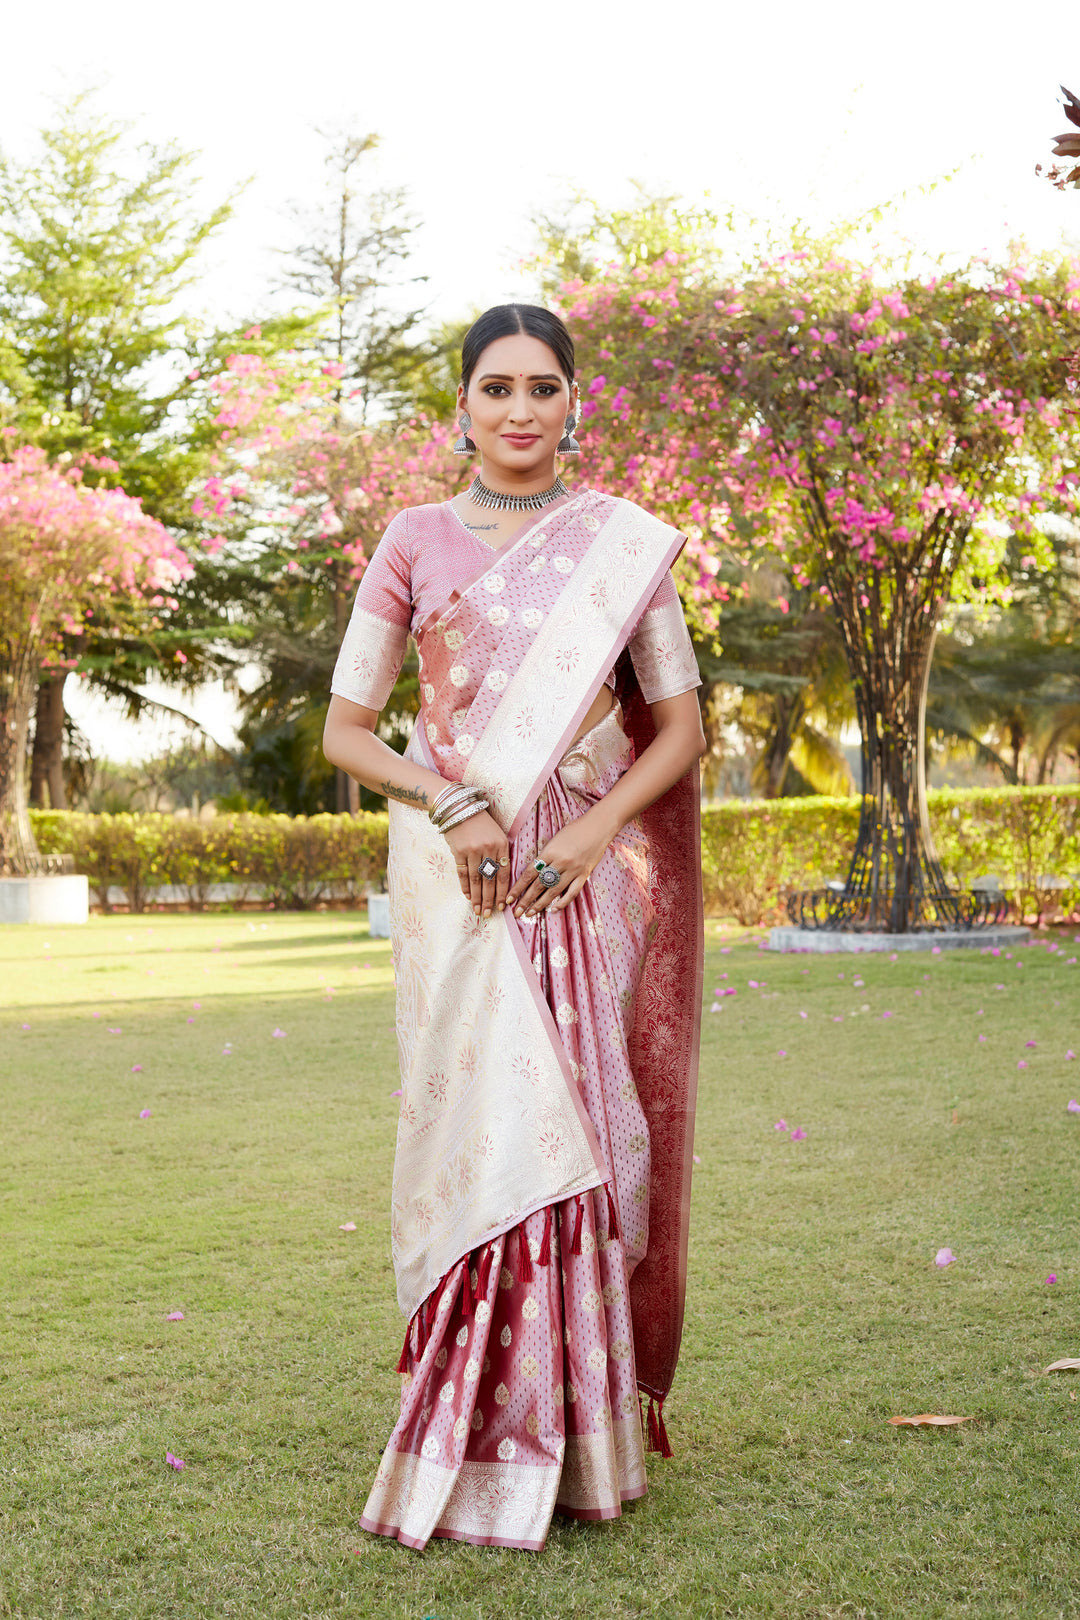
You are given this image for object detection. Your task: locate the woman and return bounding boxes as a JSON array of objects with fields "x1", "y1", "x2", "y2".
[{"x1": 323, "y1": 304, "x2": 705, "y2": 1552}]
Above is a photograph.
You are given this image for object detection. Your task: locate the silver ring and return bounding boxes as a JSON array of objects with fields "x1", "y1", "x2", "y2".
[
  {"x1": 539, "y1": 864, "x2": 561, "y2": 889},
  {"x1": 477, "y1": 856, "x2": 499, "y2": 881}
]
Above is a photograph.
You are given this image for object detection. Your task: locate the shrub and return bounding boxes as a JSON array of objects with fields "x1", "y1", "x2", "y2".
[
  {"x1": 30, "y1": 811, "x2": 390, "y2": 913},
  {"x1": 700, "y1": 785, "x2": 1080, "y2": 926},
  {"x1": 30, "y1": 786, "x2": 1080, "y2": 922}
]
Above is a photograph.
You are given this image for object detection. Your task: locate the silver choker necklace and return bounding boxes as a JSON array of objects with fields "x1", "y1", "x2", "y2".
[{"x1": 468, "y1": 475, "x2": 568, "y2": 513}]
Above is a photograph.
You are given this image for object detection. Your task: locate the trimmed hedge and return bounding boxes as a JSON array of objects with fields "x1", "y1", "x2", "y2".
[
  {"x1": 700, "y1": 785, "x2": 1080, "y2": 925},
  {"x1": 30, "y1": 810, "x2": 389, "y2": 913},
  {"x1": 29, "y1": 785, "x2": 1080, "y2": 922}
]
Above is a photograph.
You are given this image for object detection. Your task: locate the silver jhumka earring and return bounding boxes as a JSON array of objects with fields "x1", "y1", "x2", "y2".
[
  {"x1": 453, "y1": 413, "x2": 477, "y2": 455},
  {"x1": 557, "y1": 412, "x2": 580, "y2": 456}
]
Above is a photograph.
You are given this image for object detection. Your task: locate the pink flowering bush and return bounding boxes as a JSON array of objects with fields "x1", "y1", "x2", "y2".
[{"x1": 0, "y1": 445, "x2": 190, "y2": 872}]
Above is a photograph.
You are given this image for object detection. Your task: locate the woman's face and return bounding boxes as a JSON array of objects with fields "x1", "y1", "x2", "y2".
[{"x1": 458, "y1": 332, "x2": 577, "y2": 482}]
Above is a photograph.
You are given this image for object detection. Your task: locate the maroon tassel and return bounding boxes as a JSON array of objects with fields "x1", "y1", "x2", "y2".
[
  {"x1": 537, "y1": 1206, "x2": 552, "y2": 1266},
  {"x1": 517, "y1": 1223, "x2": 534, "y2": 1284},
  {"x1": 569, "y1": 1197, "x2": 584, "y2": 1256},
  {"x1": 646, "y1": 1398, "x2": 661, "y2": 1453},
  {"x1": 395, "y1": 1318, "x2": 413, "y2": 1375},
  {"x1": 655, "y1": 1400, "x2": 673, "y2": 1459},
  {"x1": 461, "y1": 1254, "x2": 473, "y2": 1318},
  {"x1": 476, "y1": 1243, "x2": 494, "y2": 1301},
  {"x1": 416, "y1": 1308, "x2": 429, "y2": 1357},
  {"x1": 605, "y1": 1182, "x2": 620, "y2": 1242}
]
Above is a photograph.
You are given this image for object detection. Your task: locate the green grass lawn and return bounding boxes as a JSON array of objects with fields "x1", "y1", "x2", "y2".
[{"x1": 2, "y1": 911, "x2": 1079, "y2": 1619}]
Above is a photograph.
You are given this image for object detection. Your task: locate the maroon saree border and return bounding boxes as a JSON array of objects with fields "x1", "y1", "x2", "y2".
[{"x1": 622, "y1": 674, "x2": 704, "y2": 1405}]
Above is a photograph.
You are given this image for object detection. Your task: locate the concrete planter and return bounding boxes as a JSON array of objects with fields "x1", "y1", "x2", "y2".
[
  {"x1": 0, "y1": 875, "x2": 90, "y2": 925},
  {"x1": 769, "y1": 923, "x2": 1031, "y2": 953},
  {"x1": 367, "y1": 892, "x2": 391, "y2": 938}
]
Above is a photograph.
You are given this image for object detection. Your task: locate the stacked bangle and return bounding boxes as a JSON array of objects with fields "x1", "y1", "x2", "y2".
[{"x1": 429, "y1": 782, "x2": 490, "y2": 835}]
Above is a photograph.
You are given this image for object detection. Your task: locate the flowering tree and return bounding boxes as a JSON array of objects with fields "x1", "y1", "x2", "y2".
[
  {"x1": 560, "y1": 242, "x2": 1080, "y2": 929},
  {"x1": 191, "y1": 353, "x2": 467, "y2": 809},
  {"x1": 0, "y1": 446, "x2": 191, "y2": 872}
]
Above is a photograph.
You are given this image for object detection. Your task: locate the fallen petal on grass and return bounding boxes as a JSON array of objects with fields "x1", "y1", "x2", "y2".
[
  {"x1": 165, "y1": 1451, "x2": 185, "y2": 1470},
  {"x1": 339, "y1": 1222, "x2": 357, "y2": 1232},
  {"x1": 1068, "y1": 1099, "x2": 1080, "y2": 1112},
  {"x1": 774, "y1": 1119, "x2": 788, "y2": 1131},
  {"x1": 1067, "y1": 1052, "x2": 1076, "y2": 1062},
  {"x1": 935, "y1": 1248, "x2": 956, "y2": 1267},
  {"x1": 791, "y1": 1127, "x2": 807, "y2": 1141},
  {"x1": 1046, "y1": 1274, "x2": 1057, "y2": 1285},
  {"x1": 139, "y1": 1109, "x2": 152, "y2": 1119},
  {"x1": 166, "y1": 1311, "x2": 184, "y2": 1321},
  {"x1": 888, "y1": 1414, "x2": 973, "y2": 1427},
  {"x1": 1045, "y1": 1358, "x2": 1080, "y2": 1373},
  {"x1": 1018, "y1": 1060, "x2": 1028, "y2": 1070},
  {"x1": 272, "y1": 1028, "x2": 287, "y2": 1038},
  {"x1": 131, "y1": 1064, "x2": 142, "y2": 1073}
]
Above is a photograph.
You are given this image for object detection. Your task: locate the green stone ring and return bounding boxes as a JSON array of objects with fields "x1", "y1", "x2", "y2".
[{"x1": 534, "y1": 859, "x2": 546, "y2": 873}]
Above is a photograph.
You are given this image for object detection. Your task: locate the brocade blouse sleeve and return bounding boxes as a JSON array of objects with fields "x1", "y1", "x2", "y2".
[
  {"x1": 626, "y1": 570, "x2": 702, "y2": 704},
  {"x1": 330, "y1": 509, "x2": 412, "y2": 711}
]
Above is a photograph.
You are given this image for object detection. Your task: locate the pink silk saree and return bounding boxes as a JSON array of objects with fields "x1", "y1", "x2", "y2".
[{"x1": 359, "y1": 489, "x2": 703, "y2": 1550}]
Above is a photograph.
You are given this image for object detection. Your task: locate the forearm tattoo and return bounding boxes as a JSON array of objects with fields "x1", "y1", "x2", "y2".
[{"x1": 379, "y1": 780, "x2": 428, "y2": 808}]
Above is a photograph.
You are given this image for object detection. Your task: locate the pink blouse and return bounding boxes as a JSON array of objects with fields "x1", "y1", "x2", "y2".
[{"x1": 331, "y1": 498, "x2": 701, "y2": 713}]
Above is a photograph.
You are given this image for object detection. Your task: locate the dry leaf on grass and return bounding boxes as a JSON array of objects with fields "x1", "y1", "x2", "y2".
[
  {"x1": 1045, "y1": 1358, "x2": 1080, "y2": 1373},
  {"x1": 888, "y1": 1414, "x2": 974, "y2": 1427}
]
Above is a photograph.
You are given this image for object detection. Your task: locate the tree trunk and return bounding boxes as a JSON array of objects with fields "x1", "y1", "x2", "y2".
[
  {"x1": 788, "y1": 568, "x2": 990, "y2": 933},
  {"x1": 30, "y1": 674, "x2": 67, "y2": 810},
  {"x1": 0, "y1": 651, "x2": 44, "y2": 875}
]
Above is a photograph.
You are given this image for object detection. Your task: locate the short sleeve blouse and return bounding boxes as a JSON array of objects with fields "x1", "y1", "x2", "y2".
[{"x1": 330, "y1": 503, "x2": 701, "y2": 711}]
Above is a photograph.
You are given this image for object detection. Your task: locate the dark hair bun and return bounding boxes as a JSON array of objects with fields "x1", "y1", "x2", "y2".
[{"x1": 461, "y1": 304, "x2": 576, "y2": 392}]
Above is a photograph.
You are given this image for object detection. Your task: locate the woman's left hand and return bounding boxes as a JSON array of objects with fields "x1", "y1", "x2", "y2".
[{"x1": 508, "y1": 809, "x2": 617, "y2": 920}]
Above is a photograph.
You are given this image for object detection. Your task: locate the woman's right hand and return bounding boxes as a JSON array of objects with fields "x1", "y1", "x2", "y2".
[{"x1": 443, "y1": 810, "x2": 511, "y2": 918}]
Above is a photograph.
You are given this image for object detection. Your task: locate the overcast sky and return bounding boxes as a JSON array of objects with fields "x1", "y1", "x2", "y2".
[{"x1": 4, "y1": 0, "x2": 1076, "y2": 761}]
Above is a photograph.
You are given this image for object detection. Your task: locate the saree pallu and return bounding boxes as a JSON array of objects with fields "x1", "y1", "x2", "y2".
[{"x1": 360, "y1": 491, "x2": 703, "y2": 1551}]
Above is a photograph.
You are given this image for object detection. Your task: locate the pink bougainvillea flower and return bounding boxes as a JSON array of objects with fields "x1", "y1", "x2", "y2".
[
  {"x1": 778, "y1": 1049, "x2": 788, "y2": 1058},
  {"x1": 1025, "y1": 1040, "x2": 1037, "y2": 1048},
  {"x1": 339, "y1": 1221, "x2": 357, "y2": 1232},
  {"x1": 976, "y1": 1009, "x2": 984, "y2": 1016},
  {"x1": 1068, "y1": 958, "x2": 1077, "y2": 965},
  {"x1": 978, "y1": 1034, "x2": 987, "y2": 1042},
  {"x1": 166, "y1": 1452, "x2": 185, "y2": 1470},
  {"x1": 166, "y1": 1310, "x2": 184, "y2": 1321},
  {"x1": 139, "y1": 1108, "x2": 152, "y2": 1119},
  {"x1": 799, "y1": 1010, "x2": 808, "y2": 1019},
  {"x1": 390, "y1": 1088, "x2": 402, "y2": 1097},
  {"x1": 774, "y1": 1119, "x2": 789, "y2": 1131},
  {"x1": 720, "y1": 946, "x2": 731, "y2": 954},
  {"x1": 21, "y1": 1022, "x2": 30, "y2": 1030},
  {"x1": 832, "y1": 1015, "x2": 843, "y2": 1023},
  {"x1": 748, "y1": 979, "x2": 759, "y2": 988},
  {"x1": 935, "y1": 1248, "x2": 956, "y2": 1267},
  {"x1": 1046, "y1": 1274, "x2": 1057, "y2": 1285},
  {"x1": 994, "y1": 984, "x2": 1005, "y2": 991},
  {"x1": 1067, "y1": 1099, "x2": 1080, "y2": 1112},
  {"x1": 271, "y1": 1028, "x2": 287, "y2": 1038},
  {"x1": 132, "y1": 1064, "x2": 143, "y2": 1073},
  {"x1": 791, "y1": 1127, "x2": 807, "y2": 1141},
  {"x1": 107, "y1": 1027, "x2": 122, "y2": 1034},
  {"x1": 91, "y1": 1011, "x2": 100, "y2": 1019},
  {"x1": 932, "y1": 946, "x2": 941, "y2": 956},
  {"x1": 882, "y1": 1011, "x2": 894, "y2": 1019},
  {"x1": 1018, "y1": 1060, "x2": 1028, "y2": 1070},
  {"x1": 693, "y1": 1154, "x2": 701, "y2": 1164},
  {"x1": 186, "y1": 1017, "x2": 195, "y2": 1024},
  {"x1": 1066, "y1": 1052, "x2": 1076, "y2": 1062},
  {"x1": 192, "y1": 1001, "x2": 201, "y2": 1009}
]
